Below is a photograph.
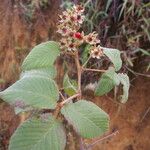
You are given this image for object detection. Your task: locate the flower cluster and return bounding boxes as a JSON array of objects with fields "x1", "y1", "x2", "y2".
[{"x1": 57, "y1": 5, "x2": 103, "y2": 59}]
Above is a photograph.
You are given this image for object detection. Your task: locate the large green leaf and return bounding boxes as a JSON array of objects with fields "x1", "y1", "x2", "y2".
[
  {"x1": 118, "y1": 73, "x2": 130, "y2": 103},
  {"x1": 63, "y1": 74, "x2": 78, "y2": 96},
  {"x1": 20, "y1": 66, "x2": 56, "y2": 79},
  {"x1": 13, "y1": 67, "x2": 57, "y2": 114},
  {"x1": 9, "y1": 116, "x2": 66, "y2": 150},
  {"x1": 103, "y1": 47, "x2": 122, "y2": 71},
  {"x1": 61, "y1": 100, "x2": 109, "y2": 139},
  {"x1": 95, "y1": 68, "x2": 120, "y2": 96},
  {"x1": 22, "y1": 41, "x2": 60, "y2": 71},
  {"x1": 0, "y1": 76, "x2": 59, "y2": 109}
]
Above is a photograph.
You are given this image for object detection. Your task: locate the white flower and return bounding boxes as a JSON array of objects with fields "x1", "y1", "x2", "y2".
[
  {"x1": 90, "y1": 45, "x2": 103, "y2": 59},
  {"x1": 68, "y1": 42, "x2": 77, "y2": 51},
  {"x1": 85, "y1": 32, "x2": 100, "y2": 45},
  {"x1": 57, "y1": 26, "x2": 70, "y2": 36},
  {"x1": 73, "y1": 5, "x2": 85, "y2": 14},
  {"x1": 76, "y1": 14, "x2": 85, "y2": 24}
]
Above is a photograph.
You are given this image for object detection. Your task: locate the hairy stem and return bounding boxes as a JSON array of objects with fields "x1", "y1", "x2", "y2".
[
  {"x1": 60, "y1": 93, "x2": 80, "y2": 106},
  {"x1": 75, "y1": 51, "x2": 82, "y2": 99},
  {"x1": 54, "y1": 93, "x2": 80, "y2": 119},
  {"x1": 87, "y1": 130, "x2": 119, "y2": 149},
  {"x1": 53, "y1": 103, "x2": 62, "y2": 119},
  {"x1": 82, "y1": 67, "x2": 106, "y2": 73}
]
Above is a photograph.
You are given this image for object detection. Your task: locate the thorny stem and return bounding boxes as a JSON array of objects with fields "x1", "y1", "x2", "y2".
[{"x1": 75, "y1": 51, "x2": 82, "y2": 99}]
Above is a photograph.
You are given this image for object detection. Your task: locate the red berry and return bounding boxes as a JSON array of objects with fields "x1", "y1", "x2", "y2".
[{"x1": 75, "y1": 32, "x2": 82, "y2": 39}]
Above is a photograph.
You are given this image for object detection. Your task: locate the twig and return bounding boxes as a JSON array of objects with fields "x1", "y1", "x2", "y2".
[
  {"x1": 82, "y1": 67, "x2": 106, "y2": 73},
  {"x1": 59, "y1": 91, "x2": 65, "y2": 101},
  {"x1": 140, "y1": 107, "x2": 150, "y2": 123},
  {"x1": 125, "y1": 66, "x2": 150, "y2": 78},
  {"x1": 61, "y1": 51, "x2": 75, "y2": 56},
  {"x1": 53, "y1": 104, "x2": 61, "y2": 119},
  {"x1": 54, "y1": 94, "x2": 80, "y2": 119},
  {"x1": 75, "y1": 51, "x2": 82, "y2": 99},
  {"x1": 87, "y1": 130, "x2": 119, "y2": 150},
  {"x1": 82, "y1": 56, "x2": 91, "y2": 68},
  {"x1": 60, "y1": 94, "x2": 80, "y2": 106}
]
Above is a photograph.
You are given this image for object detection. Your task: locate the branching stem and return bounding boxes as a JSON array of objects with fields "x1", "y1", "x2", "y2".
[
  {"x1": 60, "y1": 93, "x2": 80, "y2": 106},
  {"x1": 54, "y1": 93, "x2": 80, "y2": 119}
]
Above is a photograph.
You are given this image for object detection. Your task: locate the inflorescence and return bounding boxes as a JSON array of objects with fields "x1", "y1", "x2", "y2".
[{"x1": 57, "y1": 5, "x2": 103, "y2": 59}]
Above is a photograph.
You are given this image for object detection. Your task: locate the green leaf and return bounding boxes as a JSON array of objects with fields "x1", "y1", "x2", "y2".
[
  {"x1": 118, "y1": 73, "x2": 130, "y2": 103},
  {"x1": 81, "y1": 44, "x2": 91, "y2": 64},
  {"x1": 61, "y1": 100, "x2": 109, "y2": 139},
  {"x1": 105, "y1": 0, "x2": 112, "y2": 12},
  {"x1": 22, "y1": 41, "x2": 60, "y2": 71},
  {"x1": 95, "y1": 68, "x2": 119, "y2": 96},
  {"x1": 63, "y1": 74, "x2": 77, "y2": 96},
  {"x1": 20, "y1": 66, "x2": 56, "y2": 79},
  {"x1": 103, "y1": 47, "x2": 122, "y2": 71},
  {"x1": 0, "y1": 76, "x2": 59, "y2": 109},
  {"x1": 9, "y1": 116, "x2": 66, "y2": 150},
  {"x1": 137, "y1": 48, "x2": 150, "y2": 56}
]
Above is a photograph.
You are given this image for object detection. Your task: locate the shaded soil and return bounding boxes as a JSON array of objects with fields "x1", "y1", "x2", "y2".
[{"x1": 0, "y1": 76, "x2": 149, "y2": 150}]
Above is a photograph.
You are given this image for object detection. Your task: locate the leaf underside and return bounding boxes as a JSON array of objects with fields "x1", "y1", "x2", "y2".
[
  {"x1": 103, "y1": 47, "x2": 122, "y2": 71},
  {"x1": 95, "y1": 68, "x2": 119, "y2": 96},
  {"x1": 118, "y1": 73, "x2": 130, "y2": 103}
]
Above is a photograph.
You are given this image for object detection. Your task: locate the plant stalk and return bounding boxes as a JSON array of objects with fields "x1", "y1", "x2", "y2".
[
  {"x1": 82, "y1": 67, "x2": 106, "y2": 73},
  {"x1": 60, "y1": 93, "x2": 80, "y2": 106},
  {"x1": 75, "y1": 51, "x2": 82, "y2": 99}
]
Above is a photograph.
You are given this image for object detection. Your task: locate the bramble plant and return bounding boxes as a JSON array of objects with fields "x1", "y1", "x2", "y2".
[{"x1": 0, "y1": 5, "x2": 130, "y2": 150}]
